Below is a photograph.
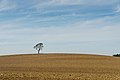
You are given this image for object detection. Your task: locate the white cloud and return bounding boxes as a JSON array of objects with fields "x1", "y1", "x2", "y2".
[
  {"x1": 46, "y1": 0, "x2": 119, "y2": 5},
  {"x1": 33, "y1": 0, "x2": 120, "y2": 12},
  {"x1": 0, "y1": 0, "x2": 16, "y2": 11},
  {"x1": 115, "y1": 5, "x2": 120, "y2": 13},
  {"x1": 77, "y1": 0, "x2": 119, "y2": 6},
  {"x1": 0, "y1": 15, "x2": 120, "y2": 43},
  {"x1": 51, "y1": 0, "x2": 81, "y2": 5}
]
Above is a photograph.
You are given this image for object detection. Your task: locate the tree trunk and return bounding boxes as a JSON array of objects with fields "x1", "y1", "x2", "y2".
[{"x1": 38, "y1": 49, "x2": 40, "y2": 54}]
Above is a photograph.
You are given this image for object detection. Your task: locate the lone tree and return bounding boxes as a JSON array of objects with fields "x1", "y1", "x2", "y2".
[{"x1": 34, "y1": 43, "x2": 44, "y2": 54}]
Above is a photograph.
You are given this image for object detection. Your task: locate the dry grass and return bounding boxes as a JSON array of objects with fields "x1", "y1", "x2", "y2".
[{"x1": 0, "y1": 54, "x2": 120, "y2": 80}]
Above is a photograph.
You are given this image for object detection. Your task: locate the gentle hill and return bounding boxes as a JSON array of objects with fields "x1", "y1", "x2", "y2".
[{"x1": 0, "y1": 54, "x2": 120, "y2": 80}]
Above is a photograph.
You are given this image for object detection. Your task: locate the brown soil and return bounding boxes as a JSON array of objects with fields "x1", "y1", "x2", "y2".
[{"x1": 0, "y1": 54, "x2": 120, "y2": 80}]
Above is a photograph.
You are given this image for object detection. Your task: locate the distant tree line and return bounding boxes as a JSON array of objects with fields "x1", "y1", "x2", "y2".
[{"x1": 113, "y1": 54, "x2": 120, "y2": 57}]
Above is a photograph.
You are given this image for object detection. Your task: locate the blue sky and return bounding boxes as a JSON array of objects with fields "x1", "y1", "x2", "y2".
[{"x1": 0, "y1": 0, "x2": 120, "y2": 55}]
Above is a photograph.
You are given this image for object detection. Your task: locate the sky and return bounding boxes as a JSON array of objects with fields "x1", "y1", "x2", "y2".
[{"x1": 0, "y1": 0, "x2": 120, "y2": 55}]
